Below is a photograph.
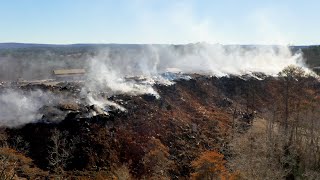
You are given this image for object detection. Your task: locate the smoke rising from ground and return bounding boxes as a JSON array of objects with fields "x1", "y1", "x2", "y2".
[
  {"x1": 81, "y1": 43, "x2": 306, "y2": 110},
  {"x1": 0, "y1": 43, "x2": 307, "y2": 127},
  {"x1": 0, "y1": 90, "x2": 57, "y2": 127},
  {"x1": 84, "y1": 43, "x2": 305, "y2": 93},
  {"x1": 0, "y1": 0, "x2": 309, "y2": 128},
  {"x1": 89, "y1": 44, "x2": 304, "y2": 77}
]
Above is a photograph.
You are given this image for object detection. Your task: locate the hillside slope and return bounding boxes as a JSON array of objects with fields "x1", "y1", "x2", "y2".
[{"x1": 1, "y1": 71, "x2": 319, "y2": 179}]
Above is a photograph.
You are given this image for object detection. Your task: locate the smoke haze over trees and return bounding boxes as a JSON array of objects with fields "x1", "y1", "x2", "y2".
[{"x1": 0, "y1": 44, "x2": 320, "y2": 179}]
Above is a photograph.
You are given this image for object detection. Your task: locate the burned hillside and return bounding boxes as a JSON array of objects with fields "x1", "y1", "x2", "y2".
[
  {"x1": 1, "y1": 69, "x2": 320, "y2": 179},
  {"x1": 0, "y1": 44, "x2": 319, "y2": 179}
]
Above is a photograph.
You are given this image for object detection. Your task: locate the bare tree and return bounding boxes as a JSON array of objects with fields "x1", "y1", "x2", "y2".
[
  {"x1": 112, "y1": 164, "x2": 132, "y2": 180},
  {"x1": 47, "y1": 128, "x2": 76, "y2": 173},
  {"x1": 278, "y1": 65, "x2": 306, "y2": 136},
  {"x1": 10, "y1": 135, "x2": 29, "y2": 154},
  {"x1": 228, "y1": 119, "x2": 287, "y2": 180},
  {"x1": 0, "y1": 154, "x2": 17, "y2": 180}
]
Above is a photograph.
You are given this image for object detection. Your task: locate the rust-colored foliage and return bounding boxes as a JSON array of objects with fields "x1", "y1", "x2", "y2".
[
  {"x1": 143, "y1": 138, "x2": 173, "y2": 179},
  {"x1": 0, "y1": 147, "x2": 48, "y2": 179},
  {"x1": 191, "y1": 151, "x2": 238, "y2": 180}
]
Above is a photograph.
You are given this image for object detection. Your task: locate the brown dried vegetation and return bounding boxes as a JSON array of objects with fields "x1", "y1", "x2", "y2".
[{"x1": 1, "y1": 68, "x2": 320, "y2": 179}]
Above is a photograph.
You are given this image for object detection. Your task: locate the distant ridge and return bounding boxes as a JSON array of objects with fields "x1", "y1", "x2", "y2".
[
  {"x1": 0, "y1": 42, "x2": 317, "y2": 50},
  {"x1": 0, "y1": 43, "x2": 146, "y2": 49},
  {"x1": 0, "y1": 43, "x2": 62, "y2": 49}
]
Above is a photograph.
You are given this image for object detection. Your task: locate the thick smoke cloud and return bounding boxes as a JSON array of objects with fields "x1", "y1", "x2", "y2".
[
  {"x1": 0, "y1": 0, "x2": 309, "y2": 128},
  {"x1": 89, "y1": 44, "x2": 305, "y2": 77},
  {"x1": 0, "y1": 43, "x2": 307, "y2": 128},
  {"x1": 82, "y1": 43, "x2": 306, "y2": 109},
  {"x1": 0, "y1": 90, "x2": 57, "y2": 127},
  {"x1": 171, "y1": 44, "x2": 305, "y2": 75},
  {"x1": 84, "y1": 43, "x2": 305, "y2": 91}
]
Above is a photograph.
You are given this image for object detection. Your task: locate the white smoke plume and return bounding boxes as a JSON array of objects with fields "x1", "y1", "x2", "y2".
[
  {"x1": 80, "y1": 43, "x2": 306, "y2": 110},
  {"x1": 84, "y1": 53, "x2": 159, "y2": 97},
  {"x1": 0, "y1": 89, "x2": 57, "y2": 127},
  {"x1": 84, "y1": 43, "x2": 305, "y2": 89},
  {"x1": 169, "y1": 43, "x2": 305, "y2": 76},
  {"x1": 0, "y1": 1, "x2": 309, "y2": 127},
  {"x1": 92, "y1": 44, "x2": 304, "y2": 77},
  {"x1": 0, "y1": 43, "x2": 307, "y2": 128}
]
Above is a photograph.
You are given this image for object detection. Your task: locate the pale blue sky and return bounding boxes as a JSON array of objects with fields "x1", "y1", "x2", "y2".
[{"x1": 0, "y1": 0, "x2": 319, "y2": 45}]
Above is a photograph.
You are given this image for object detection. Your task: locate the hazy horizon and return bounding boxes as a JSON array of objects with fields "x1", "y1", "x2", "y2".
[{"x1": 0, "y1": 42, "x2": 318, "y2": 46}]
